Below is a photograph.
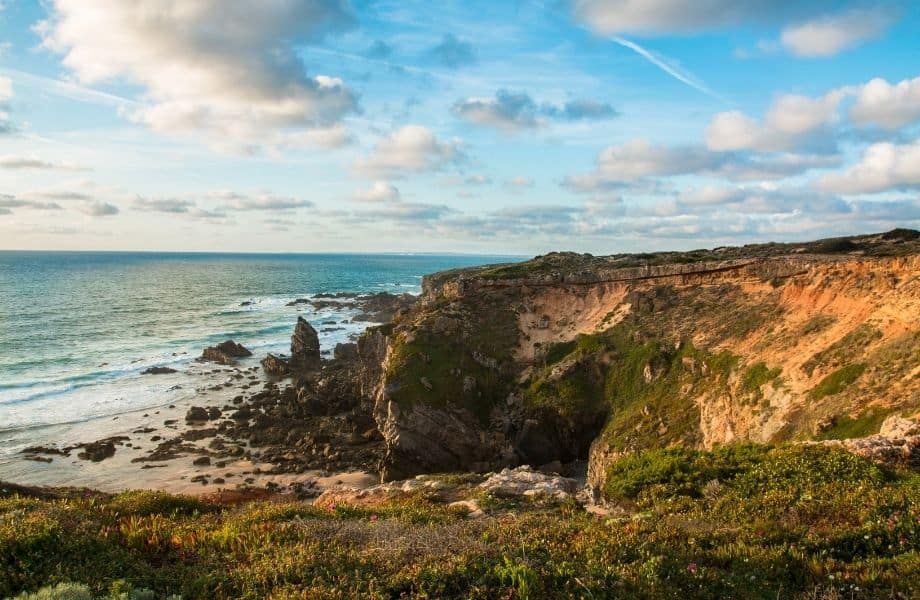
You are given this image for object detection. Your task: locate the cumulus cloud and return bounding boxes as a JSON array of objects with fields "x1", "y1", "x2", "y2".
[
  {"x1": 781, "y1": 9, "x2": 894, "y2": 57},
  {"x1": 428, "y1": 34, "x2": 476, "y2": 69},
  {"x1": 354, "y1": 181, "x2": 401, "y2": 203},
  {"x1": 572, "y1": 0, "x2": 815, "y2": 34},
  {"x1": 818, "y1": 141, "x2": 920, "y2": 194},
  {"x1": 706, "y1": 91, "x2": 844, "y2": 152},
  {"x1": 565, "y1": 139, "x2": 722, "y2": 190},
  {"x1": 0, "y1": 194, "x2": 63, "y2": 212},
  {"x1": 545, "y1": 99, "x2": 617, "y2": 121},
  {"x1": 356, "y1": 125, "x2": 463, "y2": 178},
  {"x1": 210, "y1": 191, "x2": 313, "y2": 211},
  {"x1": 132, "y1": 197, "x2": 195, "y2": 213},
  {"x1": 452, "y1": 90, "x2": 616, "y2": 131},
  {"x1": 453, "y1": 91, "x2": 538, "y2": 130},
  {"x1": 79, "y1": 200, "x2": 119, "y2": 216},
  {"x1": 38, "y1": 0, "x2": 358, "y2": 151},
  {"x1": 848, "y1": 77, "x2": 920, "y2": 129},
  {"x1": 0, "y1": 76, "x2": 10, "y2": 100},
  {"x1": 354, "y1": 201, "x2": 456, "y2": 223}
]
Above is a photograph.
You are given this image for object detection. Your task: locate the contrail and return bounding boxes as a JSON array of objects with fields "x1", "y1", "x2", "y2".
[{"x1": 610, "y1": 36, "x2": 728, "y2": 104}]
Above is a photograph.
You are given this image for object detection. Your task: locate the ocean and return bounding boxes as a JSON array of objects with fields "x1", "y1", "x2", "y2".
[{"x1": 0, "y1": 252, "x2": 515, "y2": 452}]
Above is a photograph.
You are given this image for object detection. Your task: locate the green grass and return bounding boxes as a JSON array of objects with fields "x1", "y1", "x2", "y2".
[
  {"x1": 2, "y1": 445, "x2": 918, "y2": 599},
  {"x1": 809, "y1": 364, "x2": 867, "y2": 400},
  {"x1": 740, "y1": 362, "x2": 782, "y2": 403},
  {"x1": 818, "y1": 409, "x2": 891, "y2": 440}
]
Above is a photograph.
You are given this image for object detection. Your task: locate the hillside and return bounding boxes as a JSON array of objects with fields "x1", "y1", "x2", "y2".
[{"x1": 357, "y1": 229, "x2": 920, "y2": 492}]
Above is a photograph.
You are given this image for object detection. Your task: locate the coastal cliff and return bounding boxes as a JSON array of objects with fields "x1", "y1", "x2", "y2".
[{"x1": 357, "y1": 230, "x2": 920, "y2": 493}]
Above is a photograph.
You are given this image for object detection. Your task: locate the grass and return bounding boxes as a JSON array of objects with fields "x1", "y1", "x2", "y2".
[
  {"x1": 740, "y1": 362, "x2": 782, "y2": 404},
  {"x1": 818, "y1": 409, "x2": 891, "y2": 440},
  {"x1": 809, "y1": 364, "x2": 867, "y2": 400},
  {"x1": 2, "y1": 444, "x2": 918, "y2": 599}
]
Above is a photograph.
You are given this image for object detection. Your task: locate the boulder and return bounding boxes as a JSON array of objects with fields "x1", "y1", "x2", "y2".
[
  {"x1": 216, "y1": 340, "x2": 252, "y2": 357},
  {"x1": 141, "y1": 366, "x2": 177, "y2": 375},
  {"x1": 478, "y1": 466, "x2": 578, "y2": 501},
  {"x1": 261, "y1": 353, "x2": 289, "y2": 376},
  {"x1": 200, "y1": 340, "x2": 251, "y2": 365},
  {"x1": 290, "y1": 317, "x2": 320, "y2": 371},
  {"x1": 186, "y1": 406, "x2": 209, "y2": 422},
  {"x1": 333, "y1": 342, "x2": 358, "y2": 361}
]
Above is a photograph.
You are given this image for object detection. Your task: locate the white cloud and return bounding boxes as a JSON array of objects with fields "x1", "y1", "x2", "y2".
[
  {"x1": 0, "y1": 155, "x2": 86, "y2": 170},
  {"x1": 79, "y1": 200, "x2": 119, "y2": 216},
  {"x1": 706, "y1": 91, "x2": 844, "y2": 152},
  {"x1": 849, "y1": 77, "x2": 920, "y2": 129},
  {"x1": 781, "y1": 9, "x2": 893, "y2": 58},
  {"x1": 38, "y1": 0, "x2": 358, "y2": 151},
  {"x1": 565, "y1": 139, "x2": 721, "y2": 190},
  {"x1": 210, "y1": 191, "x2": 313, "y2": 211},
  {"x1": 818, "y1": 141, "x2": 920, "y2": 194},
  {"x1": 572, "y1": 0, "x2": 809, "y2": 34},
  {"x1": 132, "y1": 197, "x2": 194, "y2": 213},
  {"x1": 356, "y1": 125, "x2": 463, "y2": 178},
  {"x1": 452, "y1": 90, "x2": 617, "y2": 131},
  {"x1": 355, "y1": 181, "x2": 400, "y2": 203},
  {"x1": 0, "y1": 75, "x2": 11, "y2": 100},
  {"x1": 453, "y1": 91, "x2": 538, "y2": 131}
]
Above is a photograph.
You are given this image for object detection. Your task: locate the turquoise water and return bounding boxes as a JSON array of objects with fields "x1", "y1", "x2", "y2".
[{"x1": 0, "y1": 252, "x2": 514, "y2": 434}]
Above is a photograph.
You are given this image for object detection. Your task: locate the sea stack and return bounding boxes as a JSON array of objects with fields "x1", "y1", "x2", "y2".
[{"x1": 290, "y1": 316, "x2": 321, "y2": 372}]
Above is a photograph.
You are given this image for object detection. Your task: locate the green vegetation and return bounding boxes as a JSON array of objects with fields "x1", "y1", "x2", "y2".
[
  {"x1": 802, "y1": 325, "x2": 881, "y2": 377},
  {"x1": 800, "y1": 314, "x2": 837, "y2": 336},
  {"x1": 524, "y1": 322, "x2": 743, "y2": 453},
  {"x1": 2, "y1": 444, "x2": 919, "y2": 599},
  {"x1": 740, "y1": 362, "x2": 782, "y2": 403},
  {"x1": 383, "y1": 293, "x2": 519, "y2": 423},
  {"x1": 809, "y1": 364, "x2": 867, "y2": 400},
  {"x1": 818, "y1": 409, "x2": 891, "y2": 440}
]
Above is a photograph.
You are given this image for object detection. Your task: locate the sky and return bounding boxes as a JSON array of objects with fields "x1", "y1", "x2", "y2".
[{"x1": 0, "y1": 0, "x2": 918, "y2": 254}]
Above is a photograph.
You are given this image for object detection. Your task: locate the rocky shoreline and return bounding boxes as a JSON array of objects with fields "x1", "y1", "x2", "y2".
[{"x1": 6, "y1": 292, "x2": 417, "y2": 499}]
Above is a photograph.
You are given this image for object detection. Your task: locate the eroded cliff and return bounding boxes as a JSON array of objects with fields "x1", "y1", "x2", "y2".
[{"x1": 357, "y1": 230, "x2": 920, "y2": 493}]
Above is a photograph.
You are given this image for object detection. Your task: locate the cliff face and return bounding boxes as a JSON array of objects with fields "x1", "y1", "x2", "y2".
[{"x1": 358, "y1": 230, "x2": 920, "y2": 490}]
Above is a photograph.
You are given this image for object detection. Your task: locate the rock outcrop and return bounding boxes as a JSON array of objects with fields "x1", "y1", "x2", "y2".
[
  {"x1": 350, "y1": 230, "x2": 920, "y2": 489},
  {"x1": 290, "y1": 317, "x2": 320, "y2": 372},
  {"x1": 200, "y1": 340, "x2": 252, "y2": 365}
]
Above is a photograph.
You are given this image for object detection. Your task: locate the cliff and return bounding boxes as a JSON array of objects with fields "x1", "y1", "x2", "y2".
[{"x1": 357, "y1": 229, "x2": 920, "y2": 494}]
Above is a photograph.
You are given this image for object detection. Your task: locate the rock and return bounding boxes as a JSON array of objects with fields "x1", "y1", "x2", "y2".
[
  {"x1": 286, "y1": 298, "x2": 310, "y2": 306},
  {"x1": 141, "y1": 366, "x2": 177, "y2": 375},
  {"x1": 186, "y1": 406, "x2": 209, "y2": 422},
  {"x1": 290, "y1": 317, "x2": 320, "y2": 371},
  {"x1": 262, "y1": 354, "x2": 288, "y2": 377},
  {"x1": 207, "y1": 407, "x2": 222, "y2": 420},
  {"x1": 76, "y1": 440, "x2": 118, "y2": 462},
  {"x1": 879, "y1": 414, "x2": 920, "y2": 438},
  {"x1": 200, "y1": 340, "x2": 251, "y2": 365},
  {"x1": 192, "y1": 456, "x2": 211, "y2": 466},
  {"x1": 478, "y1": 466, "x2": 578, "y2": 501},
  {"x1": 217, "y1": 340, "x2": 252, "y2": 357},
  {"x1": 448, "y1": 499, "x2": 485, "y2": 519},
  {"x1": 333, "y1": 342, "x2": 358, "y2": 361}
]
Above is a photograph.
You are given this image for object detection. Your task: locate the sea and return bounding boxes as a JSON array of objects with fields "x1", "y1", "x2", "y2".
[{"x1": 0, "y1": 252, "x2": 515, "y2": 457}]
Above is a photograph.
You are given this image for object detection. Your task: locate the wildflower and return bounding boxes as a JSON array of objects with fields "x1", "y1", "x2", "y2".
[
  {"x1": 369, "y1": 514, "x2": 378, "y2": 522},
  {"x1": 687, "y1": 562, "x2": 698, "y2": 574}
]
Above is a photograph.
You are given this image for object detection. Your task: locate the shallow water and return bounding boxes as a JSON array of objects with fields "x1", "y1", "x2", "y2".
[{"x1": 0, "y1": 252, "x2": 513, "y2": 449}]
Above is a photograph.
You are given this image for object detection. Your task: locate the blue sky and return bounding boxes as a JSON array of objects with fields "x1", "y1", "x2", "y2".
[{"x1": 0, "y1": 0, "x2": 918, "y2": 253}]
